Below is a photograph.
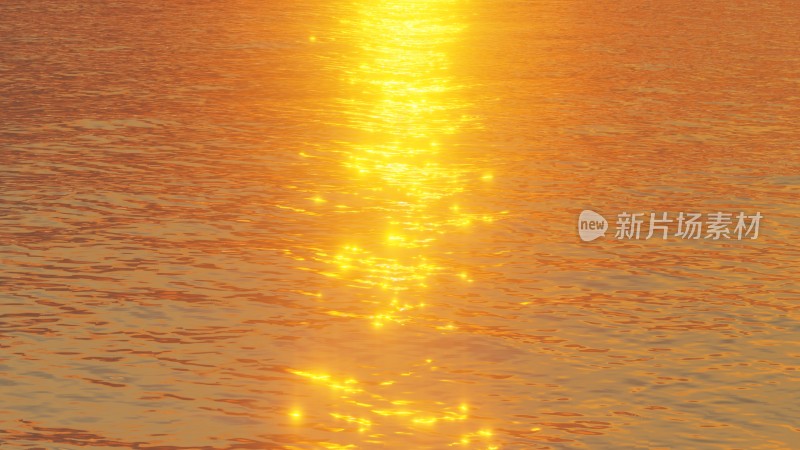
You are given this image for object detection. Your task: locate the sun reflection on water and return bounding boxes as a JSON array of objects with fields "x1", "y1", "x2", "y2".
[
  {"x1": 306, "y1": 0, "x2": 501, "y2": 327},
  {"x1": 288, "y1": 363, "x2": 497, "y2": 449},
  {"x1": 291, "y1": 0, "x2": 500, "y2": 447}
]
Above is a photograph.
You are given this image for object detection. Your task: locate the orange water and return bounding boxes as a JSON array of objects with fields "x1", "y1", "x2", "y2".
[{"x1": 1, "y1": 1, "x2": 799, "y2": 449}]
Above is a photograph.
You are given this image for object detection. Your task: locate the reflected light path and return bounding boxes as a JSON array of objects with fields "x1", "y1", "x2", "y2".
[
  {"x1": 313, "y1": 0, "x2": 500, "y2": 327},
  {"x1": 288, "y1": 0, "x2": 501, "y2": 448}
]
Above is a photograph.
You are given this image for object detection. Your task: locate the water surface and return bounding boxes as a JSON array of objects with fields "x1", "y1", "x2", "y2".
[{"x1": 1, "y1": 1, "x2": 799, "y2": 449}]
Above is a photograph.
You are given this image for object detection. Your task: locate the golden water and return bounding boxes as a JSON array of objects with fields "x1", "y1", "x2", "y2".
[{"x1": 1, "y1": 1, "x2": 799, "y2": 449}]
